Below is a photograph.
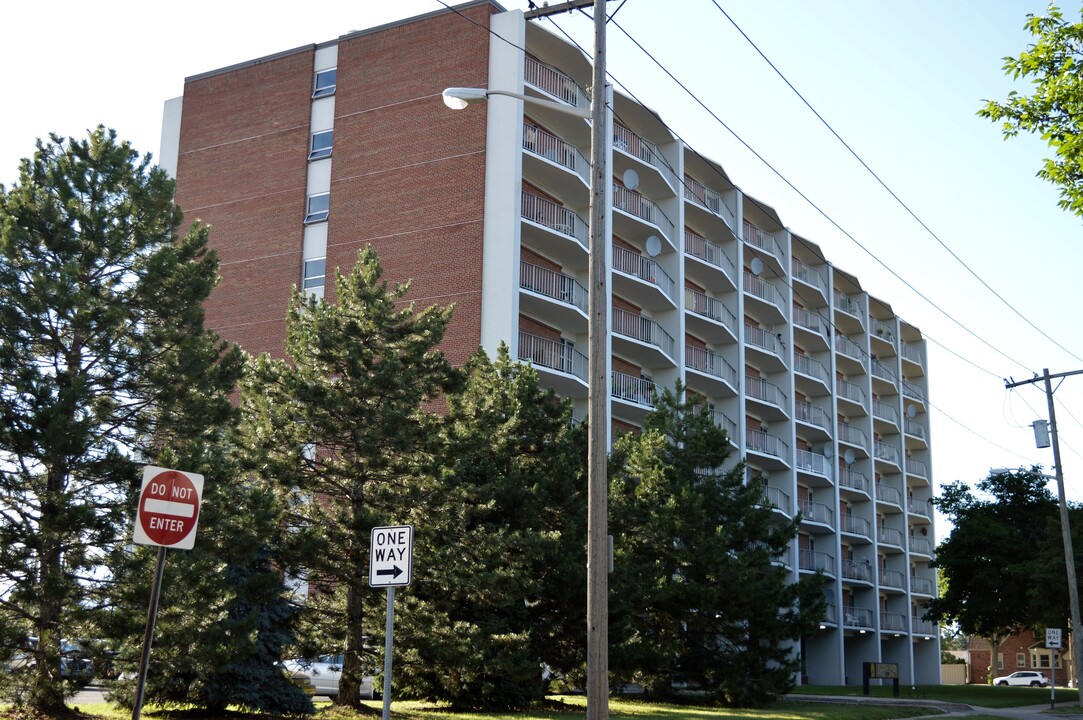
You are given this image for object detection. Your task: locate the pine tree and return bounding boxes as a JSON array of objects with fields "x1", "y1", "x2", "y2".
[
  {"x1": 239, "y1": 246, "x2": 459, "y2": 708},
  {"x1": 0, "y1": 127, "x2": 243, "y2": 712},
  {"x1": 393, "y1": 346, "x2": 587, "y2": 709},
  {"x1": 608, "y1": 385, "x2": 825, "y2": 705}
]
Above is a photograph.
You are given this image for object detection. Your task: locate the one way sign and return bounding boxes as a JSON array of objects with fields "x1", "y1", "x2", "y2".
[{"x1": 369, "y1": 525, "x2": 413, "y2": 587}]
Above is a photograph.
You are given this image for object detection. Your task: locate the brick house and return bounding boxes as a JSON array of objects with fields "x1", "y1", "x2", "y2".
[{"x1": 968, "y1": 630, "x2": 1072, "y2": 685}]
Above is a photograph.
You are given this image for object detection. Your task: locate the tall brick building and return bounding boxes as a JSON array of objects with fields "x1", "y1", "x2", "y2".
[{"x1": 161, "y1": 0, "x2": 939, "y2": 686}]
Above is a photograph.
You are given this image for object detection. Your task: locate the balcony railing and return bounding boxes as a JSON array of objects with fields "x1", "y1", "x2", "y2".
[
  {"x1": 613, "y1": 244, "x2": 675, "y2": 302},
  {"x1": 793, "y1": 352, "x2": 830, "y2": 387},
  {"x1": 761, "y1": 485, "x2": 791, "y2": 515},
  {"x1": 684, "y1": 230, "x2": 736, "y2": 283},
  {"x1": 875, "y1": 440, "x2": 901, "y2": 466},
  {"x1": 793, "y1": 305, "x2": 829, "y2": 343},
  {"x1": 795, "y1": 400, "x2": 830, "y2": 432},
  {"x1": 912, "y1": 616, "x2": 937, "y2": 635},
  {"x1": 746, "y1": 427, "x2": 790, "y2": 459},
  {"x1": 710, "y1": 410, "x2": 738, "y2": 442},
  {"x1": 843, "y1": 606, "x2": 874, "y2": 628},
  {"x1": 823, "y1": 602, "x2": 837, "y2": 624},
  {"x1": 903, "y1": 380, "x2": 926, "y2": 403},
  {"x1": 743, "y1": 270, "x2": 787, "y2": 311},
  {"x1": 880, "y1": 568, "x2": 905, "y2": 590},
  {"x1": 881, "y1": 611, "x2": 907, "y2": 631},
  {"x1": 612, "y1": 308, "x2": 675, "y2": 358},
  {"x1": 873, "y1": 400, "x2": 900, "y2": 426},
  {"x1": 840, "y1": 513, "x2": 871, "y2": 538},
  {"x1": 520, "y1": 261, "x2": 587, "y2": 314},
  {"x1": 521, "y1": 191, "x2": 588, "y2": 249},
  {"x1": 876, "y1": 483, "x2": 903, "y2": 507},
  {"x1": 905, "y1": 419, "x2": 926, "y2": 441},
  {"x1": 799, "y1": 549, "x2": 835, "y2": 573},
  {"x1": 838, "y1": 422, "x2": 868, "y2": 448},
  {"x1": 686, "y1": 345, "x2": 738, "y2": 388},
  {"x1": 742, "y1": 219, "x2": 785, "y2": 266},
  {"x1": 908, "y1": 498, "x2": 932, "y2": 518},
  {"x1": 614, "y1": 124, "x2": 678, "y2": 191},
  {"x1": 878, "y1": 525, "x2": 904, "y2": 546},
  {"x1": 841, "y1": 560, "x2": 872, "y2": 583},
  {"x1": 685, "y1": 287, "x2": 736, "y2": 331},
  {"x1": 839, "y1": 467, "x2": 869, "y2": 494},
  {"x1": 524, "y1": 54, "x2": 590, "y2": 111},
  {"x1": 798, "y1": 498, "x2": 834, "y2": 525},
  {"x1": 523, "y1": 122, "x2": 589, "y2": 185},
  {"x1": 744, "y1": 323, "x2": 785, "y2": 360},
  {"x1": 911, "y1": 575, "x2": 935, "y2": 595},
  {"x1": 746, "y1": 375, "x2": 788, "y2": 408},
  {"x1": 792, "y1": 257, "x2": 828, "y2": 297},
  {"x1": 910, "y1": 536, "x2": 934, "y2": 556},
  {"x1": 517, "y1": 332, "x2": 587, "y2": 382},
  {"x1": 872, "y1": 360, "x2": 897, "y2": 385},
  {"x1": 872, "y1": 319, "x2": 897, "y2": 346},
  {"x1": 835, "y1": 333, "x2": 865, "y2": 363},
  {"x1": 902, "y1": 341, "x2": 924, "y2": 366},
  {"x1": 906, "y1": 457, "x2": 929, "y2": 480},
  {"x1": 613, "y1": 184, "x2": 675, "y2": 240},
  {"x1": 796, "y1": 450, "x2": 833, "y2": 480},
  {"x1": 611, "y1": 370, "x2": 656, "y2": 407},
  {"x1": 684, "y1": 175, "x2": 736, "y2": 229},
  {"x1": 834, "y1": 290, "x2": 866, "y2": 325},
  {"x1": 836, "y1": 377, "x2": 868, "y2": 406}
]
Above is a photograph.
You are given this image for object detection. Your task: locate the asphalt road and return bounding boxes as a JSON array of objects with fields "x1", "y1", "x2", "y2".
[{"x1": 71, "y1": 684, "x2": 107, "y2": 706}]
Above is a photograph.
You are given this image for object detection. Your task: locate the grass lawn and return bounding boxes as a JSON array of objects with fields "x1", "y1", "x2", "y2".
[{"x1": 793, "y1": 683, "x2": 1078, "y2": 708}]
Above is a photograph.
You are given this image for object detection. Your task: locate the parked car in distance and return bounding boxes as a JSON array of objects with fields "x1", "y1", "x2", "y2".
[
  {"x1": 282, "y1": 654, "x2": 375, "y2": 699},
  {"x1": 993, "y1": 670, "x2": 1050, "y2": 687}
]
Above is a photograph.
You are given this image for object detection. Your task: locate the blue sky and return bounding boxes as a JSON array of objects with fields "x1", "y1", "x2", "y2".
[{"x1": 2, "y1": 1, "x2": 1081, "y2": 517}]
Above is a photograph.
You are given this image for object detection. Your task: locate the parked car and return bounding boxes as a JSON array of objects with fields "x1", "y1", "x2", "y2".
[
  {"x1": 993, "y1": 670, "x2": 1050, "y2": 687},
  {"x1": 282, "y1": 654, "x2": 375, "y2": 699},
  {"x1": 2, "y1": 638, "x2": 93, "y2": 681}
]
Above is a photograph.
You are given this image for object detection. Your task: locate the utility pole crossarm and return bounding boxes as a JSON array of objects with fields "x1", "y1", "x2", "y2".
[
  {"x1": 525, "y1": 0, "x2": 597, "y2": 19},
  {"x1": 1006, "y1": 368, "x2": 1083, "y2": 389}
]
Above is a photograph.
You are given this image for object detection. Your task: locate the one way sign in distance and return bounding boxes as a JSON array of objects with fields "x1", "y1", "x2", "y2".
[{"x1": 369, "y1": 525, "x2": 413, "y2": 587}]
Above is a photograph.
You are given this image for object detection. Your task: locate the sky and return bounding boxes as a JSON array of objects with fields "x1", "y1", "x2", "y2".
[{"x1": 2, "y1": 1, "x2": 1082, "y2": 527}]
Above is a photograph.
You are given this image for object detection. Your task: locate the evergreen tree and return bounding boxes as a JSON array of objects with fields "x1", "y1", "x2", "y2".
[
  {"x1": 240, "y1": 246, "x2": 459, "y2": 707},
  {"x1": 393, "y1": 346, "x2": 587, "y2": 709},
  {"x1": 0, "y1": 128, "x2": 242, "y2": 712},
  {"x1": 608, "y1": 385, "x2": 825, "y2": 706}
]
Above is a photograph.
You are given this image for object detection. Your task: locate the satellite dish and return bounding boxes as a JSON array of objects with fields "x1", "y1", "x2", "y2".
[
  {"x1": 750, "y1": 257, "x2": 764, "y2": 276},
  {"x1": 822, "y1": 444, "x2": 834, "y2": 459},
  {"x1": 645, "y1": 235, "x2": 662, "y2": 257},
  {"x1": 844, "y1": 449, "x2": 856, "y2": 466},
  {"x1": 906, "y1": 404, "x2": 917, "y2": 419},
  {"x1": 622, "y1": 168, "x2": 640, "y2": 191}
]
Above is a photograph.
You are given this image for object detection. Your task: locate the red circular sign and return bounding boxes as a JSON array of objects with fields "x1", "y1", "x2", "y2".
[{"x1": 138, "y1": 470, "x2": 200, "y2": 547}]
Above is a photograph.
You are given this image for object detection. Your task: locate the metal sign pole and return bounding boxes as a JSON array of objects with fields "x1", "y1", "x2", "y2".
[
  {"x1": 381, "y1": 587, "x2": 395, "y2": 720},
  {"x1": 133, "y1": 546, "x2": 168, "y2": 720}
]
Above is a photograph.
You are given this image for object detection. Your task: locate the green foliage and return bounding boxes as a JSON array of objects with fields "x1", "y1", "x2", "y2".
[
  {"x1": 392, "y1": 346, "x2": 587, "y2": 710},
  {"x1": 0, "y1": 127, "x2": 242, "y2": 712},
  {"x1": 239, "y1": 246, "x2": 459, "y2": 707},
  {"x1": 608, "y1": 385, "x2": 825, "y2": 706},
  {"x1": 980, "y1": 5, "x2": 1083, "y2": 216}
]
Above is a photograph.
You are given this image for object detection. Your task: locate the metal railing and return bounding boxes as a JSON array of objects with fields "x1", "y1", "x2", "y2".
[
  {"x1": 761, "y1": 485, "x2": 791, "y2": 515},
  {"x1": 521, "y1": 191, "x2": 588, "y2": 249},
  {"x1": 835, "y1": 333, "x2": 865, "y2": 363},
  {"x1": 880, "y1": 568, "x2": 905, "y2": 589},
  {"x1": 795, "y1": 400, "x2": 831, "y2": 432},
  {"x1": 873, "y1": 400, "x2": 900, "y2": 425},
  {"x1": 684, "y1": 175, "x2": 736, "y2": 229},
  {"x1": 841, "y1": 561, "x2": 872, "y2": 583},
  {"x1": 711, "y1": 410, "x2": 738, "y2": 442},
  {"x1": 824, "y1": 602, "x2": 837, "y2": 624},
  {"x1": 911, "y1": 575, "x2": 935, "y2": 595},
  {"x1": 903, "y1": 380, "x2": 926, "y2": 403},
  {"x1": 902, "y1": 341, "x2": 924, "y2": 366},
  {"x1": 613, "y1": 123, "x2": 678, "y2": 191},
  {"x1": 792, "y1": 257, "x2": 828, "y2": 297},
  {"x1": 836, "y1": 377, "x2": 868, "y2": 406},
  {"x1": 838, "y1": 422, "x2": 868, "y2": 448},
  {"x1": 906, "y1": 457, "x2": 929, "y2": 480},
  {"x1": 796, "y1": 450, "x2": 833, "y2": 480},
  {"x1": 519, "y1": 261, "x2": 587, "y2": 314},
  {"x1": 613, "y1": 244, "x2": 675, "y2": 302},
  {"x1": 686, "y1": 346, "x2": 738, "y2": 388},
  {"x1": 684, "y1": 230, "x2": 736, "y2": 283},
  {"x1": 793, "y1": 305, "x2": 829, "y2": 342},
  {"x1": 746, "y1": 427, "x2": 790, "y2": 459},
  {"x1": 912, "y1": 616, "x2": 937, "y2": 634},
  {"x1": 881, "y1": 611, "x2": 907, "y2": 631},
  {"x1": 746, "y1": 374, "x2": 788, "y2": 408},
  {"x1": 611, "y1": 370, "x2": 657, "y2": 407},
  {"x1": 742, "y1": 219, "x2": 785, "y2": 265},
  {"x1": 612, "y1": 184, "x2": 675, "y2": 240},
  {"x1": 839, "y1": 467, "x2": 869, "y2": 494},
  {"x1": 910, "y1": 536, "x2": 933, "y2": 556},
  {"x1": 872, "y1": 319, "x2": 897, "y2": 346},
  {"x1": 908, "y1": 498, "x2": 932, "y2": 518},
  {"x1": 872, "y1": 360, "x2": 897, "y2": 385},
  {"x1": 799, "y1": 549, "x2": 835, "y2": 573},
  {"x1": 878, "y1": 525, "x2": 904, "y2": 546},
  {"x1": 524, "y1": 54, "x2": 590, "y2": 111},
  {"x1": 744, "y1": 323, "x2": 785, "y2": 360},
  {"x1": 612, "y1": 308, "x2": 675, "y2": 358},
  {"x1": 843, "y1": 606, "x2": 874, "y2": 628},
  {"x1": 522, "y1": 122, "x2": 589, "y2": 185},
  {"x1": 905, "y1": 419, "x2": 926, "y2": 441},
  {"x1": 517, "y1": 332, "x2": 587, "y2": 382},
  {"x1": 840, "y1": 513, "x2": 871, "y2": 538},
  {"x1": 876, "y1": 483, "x2": 903, "y2": 507},
  {"x1": 685, "y1": 287, "x2": 736, "y2": 331},
  {"x1": 834, "y1": 289, "x2": 866, "y2": 325},
  {"x1": 798, "y1": 498, "x2": 834, "y2": 525},
  {"x1": 743, "y1": 270, "x2": 787, "y2": 311},
  {"x1": 875, "y1": 440, "x2": 901, "y2": 466},
  {"x1": 793, "y1": 352, "x2": 831, "y2": 386}
]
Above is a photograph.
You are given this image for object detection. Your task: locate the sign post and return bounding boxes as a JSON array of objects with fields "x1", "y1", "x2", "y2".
[
  {"x1": 131, "y1": 467, "x2": 204, "y2": 720},
  {"x1": 1048, "y1": 627, "x2": 1063, "y2": 708},
  {"x1": 370, "y1": 525, "x2": 413, "y2": 720}
]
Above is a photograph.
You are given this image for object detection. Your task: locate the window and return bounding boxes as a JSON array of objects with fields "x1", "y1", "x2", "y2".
[
  {"x1": 303, "y1": 258, "x2": 326, "y2": 289},
  {"x1": 309, "y1": 130, "x2": 333, "y2": 160},
  {"x1": 304, "y1": 193, "x2": 329, "y2": 224},
  {"x1": 1017, "y1": 653, "x2": 1026, "y2": 668},
  {"x1": 313, "y1": 68, "x2": 337, "y2": 98},
  {"x1": 997, "y1": 652, "x2": 1004, "y2": 670}
]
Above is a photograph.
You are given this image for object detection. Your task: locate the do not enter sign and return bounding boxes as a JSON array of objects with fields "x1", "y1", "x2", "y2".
[{"x1": 133, "y1": 466, "x2": 204, "y2": 550}]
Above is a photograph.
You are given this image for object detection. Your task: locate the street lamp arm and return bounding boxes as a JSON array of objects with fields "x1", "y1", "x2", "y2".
[{"x1": 442, "y1": 87, "x2": 591, "y2": 119}]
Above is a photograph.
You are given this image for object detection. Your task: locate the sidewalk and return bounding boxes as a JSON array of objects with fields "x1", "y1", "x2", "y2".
[{"x1": 788, "y1": 693, "x2": 1083, "y2": 719}]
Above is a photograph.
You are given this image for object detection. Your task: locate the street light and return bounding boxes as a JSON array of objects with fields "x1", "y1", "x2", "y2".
[{"x1": 442, "y1": 5, "x2": 609, "y2": 717}]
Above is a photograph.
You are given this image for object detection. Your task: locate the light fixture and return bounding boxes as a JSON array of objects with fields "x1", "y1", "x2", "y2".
[
  {"x1": 441, "y1": 87, "x2": 488, "y2": 110},
  {"x1": 441, "y1": 86, "x2": 590, "y2": 118}
]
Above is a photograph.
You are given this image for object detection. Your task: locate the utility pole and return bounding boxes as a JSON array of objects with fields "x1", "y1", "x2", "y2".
[
  {"x1": 1006, "y1": 368, "x2": 1083, "y2": 697},
  {"x1": 526, "y1": 2, "x2": 609, "y2": 718}
]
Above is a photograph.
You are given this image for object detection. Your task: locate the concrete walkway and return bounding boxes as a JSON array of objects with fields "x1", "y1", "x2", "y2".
[{"x1": 788, "y1": 694, "x2": 1083, "y2": 719}]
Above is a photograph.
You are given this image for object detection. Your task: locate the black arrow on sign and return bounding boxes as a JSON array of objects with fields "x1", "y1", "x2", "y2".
[{"x1": 376, "y1": 565, "x2": 403, "y2": 579}]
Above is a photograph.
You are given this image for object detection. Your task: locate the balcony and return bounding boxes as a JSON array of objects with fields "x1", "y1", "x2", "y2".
[
  {"x1": 524, "y1": 54, "x2": 590, "y2": 112},
  {"x1": 792, "y1": 257, "x2": 829, "y2": 303},
  {"x1": 612, "y1": 308, "x2": 675, "y2": 364},
  {"x1": 905, "y1": 419, "x2": 926, "y2": 442},
  {"x1": 902, "y1": 341, "x2": 924, "y2": 370},
  {"x1": 840, "y1": 513, "x2": 871, "y2": 539},
  {"x1": 881, "y1": 611, "x2": 907, "y2": 631},
  {"x1": 841, "y1": 560, "x2": 872, "y2": 583},
  {"x1": 911, "y1": 575, "x2": 935, "y2": 596},
  {"x1": 684, "y1": 175, "x2": 736, "y2": 230},
  {"x1": 611, "y1": 370, "x2": 656, "y2": 410},
  {"x1": 834, "y1": 289, "x2": 866, "y2": 327},
  {"x1": 873, "y1": 400, "x2": 900, "y2": 428},
  {"x1": 761, "y1": 485, "x2": 792, "y2": 516},
  {"x1": 880, "y1": 568, "x2": 905, "y2": 590},
  {"x1": 612, "y1": 244, "x2": 676, "y2": 308},
  {"x1": 796, "y1": 450, "x2": 833, "y2": 482},
  {"x1": 835, "y1": 333, "x2": 865, "y2": 368},
  {"x1": 742, "y1": 219, "x2": 785, "y2": 272},
  {"x1": 836, "y1": 377, "x2": 868, "y2": 410},
  {"x1": 910, "y1": 536, "x2": 934, "y2": 557},
  {"x1": 908, "y1": 498, "x2": 932, "y2": 519},
  {"x1": 793, "y1": 305, "x2": 830, "y2": 349},
  {"x1": 798, "y1": 498, "x2": 834, "y2": 527},
  {"x1": 843, "y1": 605, "x2": 874, "y2": 629},
  {"x1": 875, "y1": 440, "x2": 901, "y2": 468},
  {"x1": 522, "y1": 121, "x2": 590, "y2": 188},
  {"x1": 839, "y1": 467, "x2": 870, "y2": 496},
  {"x1": 872, "y1": 360, "x2": 898, "y2": 387},
  {"x1": 519, "y1": 261, "x2": 587, "y2": 329},
  {"x1": 746, "y1": 375, "x2": 788, "y2": 417},
  {"x1": 613, "y1": 123, "x2": 678, "y2": 193},
  {"x1": 793, "y1": 352, "x2": 831, "y2": 392},
  {"x1": 685, "y1": 345, "x2": 738, "y2": 396},
  {"x1": 878, "y1": 525, "x2": 904, "y2": 548},
  {"x1": 903, "y1": 380, "x2": 926, "y2": 405},
  {"x1": 795, "y1": 400, "x2": 831, "y2": 435},
  {"x1": 685, "y1": 287, "x2": 736, "y2": 338},
  {"x1": 823, "y1": 602, "x2": 837, "y2": 626},
  {"x1": 799, "y1": 549, "x2": 835, "y2": 575},
  {"x1": 906, "y1": 457, "x2": 929, "y2": 483},
  {"x1": 744, "y1": 323, "x2": 787, "y2": 371},
  {"x1": 838, "y1": 422, "x2": 868, "y2": 450},
  {"x1": 876, "y1": 483, "x2": 904, "y2": 509},
  {"x1": 912, "y1": 616, "x2": 937, "y2": 635},
  {"x1": 710, "y1": 410, "x2": 739, "y2": 447},
  {"x1": 872, "y1": 319, "x2": 897, "y2": 348},
  {"x1": 743, "y1": 270, "x2": 787, "y2": 321},
  {"x1": 517, "y1": 332, "x2": 587, "y2": 397},
  {"x1": 521, "y1": 190, "x2": 588, "y2": 251},
  {"x1": 684, "y1": 230, "x2": 736, "y2": 289},
  {"x1": 613, "y1": 184, "x2": 675, "y2": 245},
  {"x1": 746, "y1": 427, "x2": 790, "y2": 466}
]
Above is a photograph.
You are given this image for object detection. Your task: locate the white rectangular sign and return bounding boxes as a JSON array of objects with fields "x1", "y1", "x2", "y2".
[
  {"x1": 369, "y1": 525, "x2": 413, "y2": 587},
  {"x1": 1047, "y1": 627, "x2": 1063, "y2": 649}
]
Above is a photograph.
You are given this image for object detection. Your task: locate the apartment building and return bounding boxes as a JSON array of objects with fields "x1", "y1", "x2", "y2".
[{"x1": 161, "y1": 0, "x2": 939, "y2": 686}]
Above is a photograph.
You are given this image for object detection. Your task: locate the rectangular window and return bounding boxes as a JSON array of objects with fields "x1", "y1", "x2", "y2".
[
  {"x1": 303, "y1": 258, "x2": 326, "y2": 289},
  {"x1": 304, "y1": 193, "x2": 329, "y2": 224},
  {"x1": 309, "y1": 130, "x2": 333, "y2": 160},
  {"x1": 997, "y1": 652, "x2": 1004, "y2": 669},
  {"x1": 1017, "y1": 653, "x2": 1026, "y2": 668},
  {"x1": 313, "y1": 68, "x2": 337, "y2": 98}
]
